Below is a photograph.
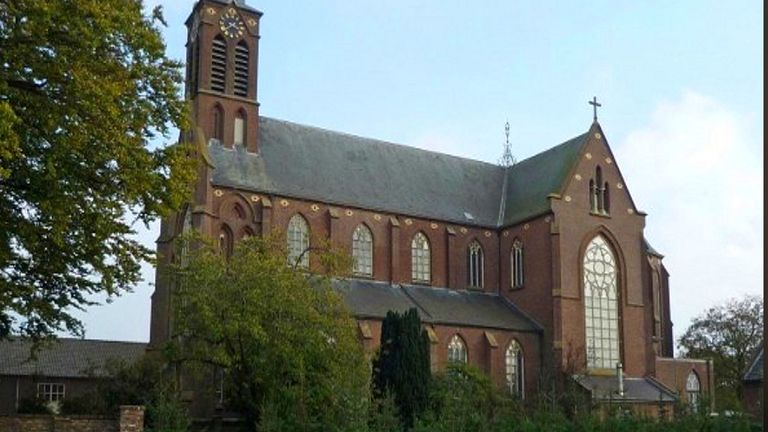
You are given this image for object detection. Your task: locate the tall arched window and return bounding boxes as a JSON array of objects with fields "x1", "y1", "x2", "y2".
[
  {"x1": 447, "y1": 335, "x2": 467, "y2": 364},
  {"x1": 584, "y1": 235, "x2": 619, "y2": 369},
  {"x1": 234, "y1": 109, "x2": 246, "y2": 147},
  {"x1": 233, "y1": 41, "x2": 249, "y2": 97},
  {"x1": 210, "y1": 35, "x2": 227, "y2": 93},
  {"x1": 287, "y1": 214, "x2": 309, "y2": 269},
  {"x1": 411, "y1": 232, "x2": 431, "y2": 283},
  {"x1": 212, "y1": 104, "x2": 224, "y2": 143},
  {"x1": 180, "y1": 205, "x2": 193, "y2": 266},
  {"x1": 352, "y1": 224, "x2": 373, "y2": 277},
  {"x1": 505, "y1": 340, "x2": 524, "y2": 398},
  {"x1": 219, "y1": 224, "x2": 233, "y2": 258},
  {"x1": 467, "y1": 241, "x2": 484, "y2": 288},
  {"x1": 686, "y1": 371, "x2": 701, "y2": 412},
  {"x1": 590, "y1": 166, "x2": 610, "y2": 214},
  {"x1": 511, "y1": 240, "x2": 524, "y2": 289}
]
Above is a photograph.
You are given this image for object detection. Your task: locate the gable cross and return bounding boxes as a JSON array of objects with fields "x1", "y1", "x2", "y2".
[{"x1": 589, "y1": 96, "x2": 602, "y2": 122}]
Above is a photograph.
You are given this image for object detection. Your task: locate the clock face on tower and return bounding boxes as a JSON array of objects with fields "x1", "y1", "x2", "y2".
[{"x1": 219, "y1": 8, "x2": 245, "y2": 39}]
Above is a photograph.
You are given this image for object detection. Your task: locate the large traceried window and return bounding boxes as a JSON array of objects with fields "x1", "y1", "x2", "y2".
[
  {"x1": 686, "y1": 371, "x2": 701, "y2": 412},
  {"x1": 505, "y1": 340, "x2": 524, "y2": 398},
  {"x1": 411, "y1": 232, "x2": 431, "y2": 283},
  {"x1": 352, "y1": 224, "x2": 373, "y2": 277},
  {"x1": 511, "y1": 240, "x2": 524, "y2": 289},
  {"x1": 467, "y1": 240, "x2": 484, "y2": 288},
  {"x1": 584, "y1": 235, "x2": 620, "y2": 370},
  {"x1": 287, "y1": 214, "x2": 310, "y2": 269},
  {"x1": 447, "y1": 334, "x2": 467, "y2": 364}
]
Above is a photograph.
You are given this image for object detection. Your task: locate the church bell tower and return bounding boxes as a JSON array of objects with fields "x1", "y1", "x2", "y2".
[{"x1": 185, "y1": 0, "x2": 261, "y2": 152}]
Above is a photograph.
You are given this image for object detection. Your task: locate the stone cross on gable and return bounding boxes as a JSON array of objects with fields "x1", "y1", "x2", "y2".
[{"x1": 589, "y1": 96, "x2": 602, "y2": 122}]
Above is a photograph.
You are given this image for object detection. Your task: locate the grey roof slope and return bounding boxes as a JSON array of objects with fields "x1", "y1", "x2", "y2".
[
  {"x1": 209, "y1": 117, "x2": 591, "y2": 228},
  {"x1": 502, "y1": 132, "x2": 589, "y2": 225},
  {"x1": 334, "y1": 279, "x2": 541, "y2": 332},
  {"x1": 744, "y1": 345, "x2": 763, "y2": 382},
  {"x1": 0, "y1": 338, "x2": 147, "y2": 378},
  {"x1": 575, "y1": 375, "x2": 677, "y2": 403}
]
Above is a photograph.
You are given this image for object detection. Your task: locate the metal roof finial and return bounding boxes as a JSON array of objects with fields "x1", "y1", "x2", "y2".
[{"x1": 499, "y1": 120, "x2": 516, "y2": 167}]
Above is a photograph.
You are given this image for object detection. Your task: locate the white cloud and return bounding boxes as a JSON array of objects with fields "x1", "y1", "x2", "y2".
[{"x1": 616, "y1": 91, "x2": 763, "y2": 350}]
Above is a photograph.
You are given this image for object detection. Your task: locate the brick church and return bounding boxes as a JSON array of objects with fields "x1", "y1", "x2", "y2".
[{"x1": 148, "y1": 0, "x2": 714, "y2": 416}]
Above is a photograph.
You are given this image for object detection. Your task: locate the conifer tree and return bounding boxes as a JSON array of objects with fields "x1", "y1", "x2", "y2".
[{"x1": 372, "y1": 308, "x2": 431, "y2": 428}]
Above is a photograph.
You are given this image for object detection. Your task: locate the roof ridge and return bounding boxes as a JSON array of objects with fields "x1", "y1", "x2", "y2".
[{"x1": 260, "y1": 116, "x2": 504, "y2": 169}]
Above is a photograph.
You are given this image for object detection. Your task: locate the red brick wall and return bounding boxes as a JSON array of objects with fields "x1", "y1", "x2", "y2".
[
  {"x1": 551, "y1": 125, "x2": 653, "y2": 378},
  {"x1": 0, "y1": 415, "x2": 119, "y2": 432},
  {"x1": 655, "y1": 357, "x2": 714, "y2": 411},
  {"x1": 742, "y1": 381, "x2": 763, "y2": 421}
]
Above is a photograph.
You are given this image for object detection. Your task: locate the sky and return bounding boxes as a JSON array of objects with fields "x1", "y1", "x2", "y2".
[{"x1": 67, "y1": 0, "x2": 763, "y2": 350}]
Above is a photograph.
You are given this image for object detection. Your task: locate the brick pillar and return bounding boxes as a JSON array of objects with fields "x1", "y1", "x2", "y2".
[
  {"x1": 119, "y1": 405, "x2": 145, "y2": 432},
  {"x1": 389, "y1": 217, "x2": 400, "y2": 283}
]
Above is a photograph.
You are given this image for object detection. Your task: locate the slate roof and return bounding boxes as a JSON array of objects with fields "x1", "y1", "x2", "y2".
[
  {"x1": 208, "y1": 117, "x2": 591, "y2": 227},
  {"x1": 334, "y1": 279, "x2": 541, "y2": 332},
  {"x1": 501, "y1": 132, "x2": 589, "y2": 225},
  {"x1": 0, "y1": 338, "x2": 147, "y2": 378},
  {"x1": 744, "y1": 345, "x2": 763, "y2": 382},
  {"x1": 574, "y1": 375, "x2": 678, "y2": 403}
]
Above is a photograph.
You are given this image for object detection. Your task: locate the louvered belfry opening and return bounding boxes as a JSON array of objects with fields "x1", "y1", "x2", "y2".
[
  {"x1": 234, "y1": 41, "x2": 249, "y2": 97},
  {"x1": 211, "y1": 35, "x2": 227, "y2": 93}
]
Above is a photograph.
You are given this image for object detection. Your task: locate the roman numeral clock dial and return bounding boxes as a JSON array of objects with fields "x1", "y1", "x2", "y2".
[{"x1": 219, "y1": 8, "x2": 245, "y2": 39}]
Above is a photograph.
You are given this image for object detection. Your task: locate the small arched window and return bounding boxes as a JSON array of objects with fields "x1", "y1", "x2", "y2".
[
  {"x1": 218, "y1": 224, "x2": 233, "y2": 258},
  {"x1": 287, "y1": 214, "x2": 310, "y2": 269},
  {"x1": 411, "y1": 232, "x2": 431, "y2": 283},
  {"x1": 505, "y1": 340, "x2": 524, "y2": 398},
  {"x1": 352, "y1": 224, "x2": 373, "y2": 277},
  {"x1": 686, "y1": 371, "x2": 701, "y2": 412},
  {"x1": 511, "y1": 240, "x2": 524, "y2": 289},
  {"x1": 234, "y1": 109, "x2": 246, "y2": 147},
  {"x1": 590, "y1": 166, "x2": 610, "y2": 215},
  {"x1": 234, "y1": 41, "x2": 249, "y2": 97},
  {"x1": 447, "y1": 335, "x2": 467, "y2": 364},
  {"x1": 212, "y1": 104, "x2": 224, "y2": 143},
  {"x1": 467, "y1": 240, "x2": 484, "y2": 288},
  {"x1": 210, "y1": 35, "x2": 227, "y2": 93}
]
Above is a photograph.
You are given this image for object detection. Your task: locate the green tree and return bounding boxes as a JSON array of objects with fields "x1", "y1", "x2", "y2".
[
  {"x1": 0, "y1": 0, "x2": 196, "y2": 340},
  {"x1": 168, "y1": 233, "x2": 369, "y2": 431},
  {"x1": 678, "y1": 294, "x2": 763, "y2": 412},
  {"x1": 372, "y1": 308, "x2": 431, "y2": 429}
]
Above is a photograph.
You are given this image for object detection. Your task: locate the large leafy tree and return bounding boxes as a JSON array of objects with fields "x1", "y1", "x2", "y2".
[
  {"x1": 0, "y1": 0, "x2": 196, "y2": 339},
  {"x1": 373, "y1": 308, "x2": 431, "y2": 429},
  {"x1": 678, "y1": 294, "x2": 763, "y2": 411},
  {"x1": 168, "y1": 233, "x2": 369, "y2": 431}
]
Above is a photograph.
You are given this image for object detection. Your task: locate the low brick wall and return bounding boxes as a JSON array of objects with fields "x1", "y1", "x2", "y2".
[{"x1": 0, "y1": 405, "x2": 144, "y2": 432}]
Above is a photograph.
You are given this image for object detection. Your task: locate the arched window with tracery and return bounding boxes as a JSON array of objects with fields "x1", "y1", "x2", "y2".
[
  {"x1": 584, "y1": 235, "x2": 619, "y2": 369},
  {"x1": 287, "y1": 214, "x2": 309, "y2": 269},
  {"x1": 467, "y1": 240, "x2": 484, "y2": 288},
  {"x1": 686, "y1": 371, "x2": 701, "y2": 412},
  {"x1": 411, "y1": 232, "x2": 431, "y2": 283},
  {"x1": 505, "y1": 340, "x2": 524, "y2": 398},
  {"x1": 447, "y1": 334, "x2": 467, "y2": 364},
  {"x1": 210, "y1": 35, "x2": 227, "y2": 93},
  {"x1": 511, "y1": 240, "x2": 524, "y2": 289},
  {"x1": 352, "y1": 224, "x2": 373, "y2": 277}
]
